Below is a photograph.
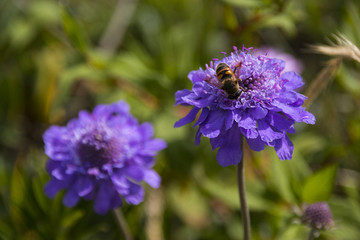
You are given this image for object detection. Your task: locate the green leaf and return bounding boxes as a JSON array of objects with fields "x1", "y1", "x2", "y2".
[
  {"x1": 270, "y1": 157, "x2": 297, "y2": 203},
  {"x1": 10, "y1": 167, "x2": 25, "y2": 206},
  {"x1": 223, "y1": 0, "x2": 263, "y2": 8},
  {"x1": 29, "y1": 1, "x2": 61, "y2": 26},
  {"x1": 60, "y1": 6, "x2": 88, "y2": 54},
  {"x1": 301, "y1": 164, "x2": 338, "y2": 203},
  {"x1": 201, "y1": 178, "x2": 275, "y2": 211}
]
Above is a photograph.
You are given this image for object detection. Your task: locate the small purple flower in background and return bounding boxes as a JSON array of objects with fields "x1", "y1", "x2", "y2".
[
  {"x1": 174, "y1": 46, "x2": 315, "y2": 167},
  {"x1": 43, "y1": 101, "x2": 166, "y2": 215},
  {"x1": 303, "y1": 202, "x2": 334, "y2": 230},
  {"x1": 257, "y1": 47, "x2": 304, "y2": 74}
]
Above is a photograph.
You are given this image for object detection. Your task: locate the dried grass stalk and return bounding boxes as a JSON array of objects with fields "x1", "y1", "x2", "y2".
[
  {"x1": 311, "y1": 34, "x2": 360, "y2": 63},
  {"x1": 304, "y1": 58, "x2": 342, "y2": 108}
]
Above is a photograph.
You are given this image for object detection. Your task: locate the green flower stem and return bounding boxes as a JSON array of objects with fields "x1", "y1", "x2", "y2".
[
  {"x1": 114, "y1": 208, "x2": 133, "y2": 240},
  {"x1": 307, "y1": 227, "x2": 316, "y2": 240},
  {"x1": 237, "y1": 136, "x2": 251, "y2": 240}
]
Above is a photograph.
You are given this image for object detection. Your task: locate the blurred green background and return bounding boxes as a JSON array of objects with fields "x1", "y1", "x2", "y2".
[{"x1": 1, "y1": 0, "x2": 360, "y2": 239}]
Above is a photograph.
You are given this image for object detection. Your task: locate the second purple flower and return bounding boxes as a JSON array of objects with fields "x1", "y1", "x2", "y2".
[
  {"x1": 174, "y1": 46, "x2": 315, "y2": 167},
  {"x1": 43, "y1": 101, "x2": 166, "y2": 214}
]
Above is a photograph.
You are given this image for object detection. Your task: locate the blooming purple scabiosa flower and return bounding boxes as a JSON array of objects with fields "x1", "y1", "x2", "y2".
[
  {"x1": 303, "y1": 202, "x2": 334, "y2": 230},
  {"x1": 43, "y1": 101, "x2": 166, "y2": 215},
  {"x1": 174, "y1": 46, "x2": 315, "y2": 167}
]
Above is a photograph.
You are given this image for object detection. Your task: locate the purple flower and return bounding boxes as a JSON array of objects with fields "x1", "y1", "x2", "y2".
[
  {"x1": 303, "y1": 202, "x2": 334, "y2": 229},
  {"x1": 43, "y1": 101, "x2": 166, "y2": 215},
  {"x1": 174, "y1": 46, "x2": 315, "y2": 167}
]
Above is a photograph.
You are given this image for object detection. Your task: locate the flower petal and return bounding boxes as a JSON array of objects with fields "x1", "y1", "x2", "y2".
[
  {"x1": 249, "y1": 106, "x2": 268, "y2": 119},
  {"x1": 175, "y1": 89, "x2": 192, "y2": 105},
  {"x1": 76, "y1": 176, "x2": 93, "y2": 197},
  {"x1": 139, "y1": 122, "x2": 154, "y2": 140},
  {"x1": 257, "y1": 119, "x2": 283, "y2": 142},
  {"x1": 125, "y1": 165, "x2": 144, "y2": 182},
  {"x1": 267, "y1": 112, "x2": 294, "y2": 131},
  {"x1": 195, "y1": 128, "x2": 202, "y2": 145},
  {"x1": 143, "y1": 169, "x2": 161, "y2": 188},
  {"x1": 246, "y1": 136, "x2": 265, "y2": 152},
  {"x1": 44, "y1": 178, "x2": 68, "y2": 198},
  {"x1": 225, "y1": 110, "x2": 234, "y2": 130},
  {"x1": 274, "y1": 134, "x2": 294, "y2": 160},
  {"x1": 125, "y1": 182, "x2": 144, "y2": 205},
  {"x1": 109, "y1": 192, "x2": 123, "y2": 209},
  {"x1": 235, "y1": 111, "x2": 257, "y2": 129},
  {"x1": 181, "y1": 92, "x2": 213, "y2": 108},
  {"x1": 94, "y1": 101, "x2": 130, "y2": 117},
  {"x1": 43, "y1": 126, "x2": 72, "y2": 161},
  {"x1": 188, "y1": 70, "x2": 208, "y2": 83},
  {"x1": 94, "y1": 182, "x2": 112, "y2": 215},
  {"x1": 139, "y1": 139, "x2": 167, "y2": 156},
  {"x1": 63, "y1": 186, "x2": 80, "y2": 207},
  {"x1": 272, "y1": 101, "x2": 315, "y2": 124},
  {"x1": 174, "y1": 107, "x2": 200, "y2": 128},
  {"x1": 193, "y1": 107, "x2": 209, "y2": 128},
  {"x1": 199, "y1": 109, "x2": 226, "y2": 138},
  {"x1": 240, "y1": 127, "x2": 258, "y2": 139},
  {"x1": 216, "y1": 124, "x2": 242, "y2": 166},
  {"x1": 280, "y1": 71, "x2": 304, "y2": 90}
]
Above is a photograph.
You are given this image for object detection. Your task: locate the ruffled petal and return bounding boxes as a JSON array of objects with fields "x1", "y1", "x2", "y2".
[
  {"x1": 225, "y1": 110, "x2": 234, "y2": 130},
  {"x1": 76, "y1": 176, "x2": 93, "y2": 197},
  {"x1": 274, "y1": 134, "x2": 294, "y2": 160},
  {"x1": 240, "y1": 127, "x2": 258, "y2": 139},
  {"x1": 109, "y1": 192, "x2": 123, "y2": 209},
  {"x1": 246, "y1": 136, "x2": 265, "y2": 152},
  {"x1": 249, "y1": 106, "x2": 268, "y2": 119},
  {"x1": 139, "y1": 139, "x2": 167, "y2": 156},
  {"x1": 125, "y1": 182, "x2": 144, "y2": 205},
  {"x1": 257, "y1": 119, "x2": 283, "y2": 142},
  {"x1": 195, "y1": 128, "x2": 202, "y2": 145},
  {"x1": 272, "y1": 101, "x2": 315, "y2": 124},
  {"x1": 174, "y1": 107, "x2": 200, "y2": 128},
  {"x1": 125, "y1": 165, "x2": 144, "y2": 182},
  {"x1": 289, "y1": 92, "x2": 307, "y2": 107},
  {"x1": 188, "y1": 70, "x2": 208, "y2": 83},
  {"x1": 216, "y1": 124, "x2": 242, "y2": 166},
  {"x1": 51, "y1": 168, "x2": 66, "y2": 180},
  {"x1": 193, "y1": 107, "x2": 209, "y2": 127},
  {"x1": 267, "y1": 112, "x2": 294, "y2": 131},
  {"x1": 175, "y1": 89, "x2": 193, "y2": 105},
  {"x1": 280, "y1": 71, "x2": 304, "y2": 90},
  {"x1": 94, "y1": 182, "x2": 112, "y2": 215},
  {"x1": 43, "y1": 126, "x2": 72, "y2": 161},
  {"x1": 209, "y1": 127, "x2": 226, "y2": 150},
  {"x1": 235, "y1": 110, "x2": 257, "y2": 129},
  {"x1": 199, "y1": 109, "x2": 226, "y2": 138},
  {"x1": 44, "y1": 178, "x2": 69, "y2": 198},
  {"x1": 181, "y1": 92, "x2": 214, "y2": 108},
  {"x1": 93, "y1": 101, "x2": 130, "y2": 117},
  {"x1": 143, "y1": 169, "x2": 161, "y2": 188},
  {"x1": 139, "y1": 122, "x2": 154, "y2": 140},
  {"x1": 63, "y1": 186, "x2": 80, "y2": 208},
  {"x1": 277, "y1": 91, "x2": 299, "y2": 104}
]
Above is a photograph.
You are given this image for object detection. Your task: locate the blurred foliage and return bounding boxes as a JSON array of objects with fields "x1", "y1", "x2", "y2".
[{"x1": 1, "y1": 0, "x2": 360, "y2": 239}]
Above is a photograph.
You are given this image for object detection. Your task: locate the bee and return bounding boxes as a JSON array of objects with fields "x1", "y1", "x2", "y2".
[{"x1": 215, "y1": 62, "x2": 243, "y2": 100}]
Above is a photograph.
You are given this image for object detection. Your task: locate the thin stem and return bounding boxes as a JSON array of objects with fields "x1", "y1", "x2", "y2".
[
  {"x1": 113, "y1": 208, "x2": 133, "y2": 240},
  {"x1": 307, "y1": 227, "x2": 316, "y2": 240},
  {"x1": 237, "y1": 136, "x2": 251, "y2": 240}
]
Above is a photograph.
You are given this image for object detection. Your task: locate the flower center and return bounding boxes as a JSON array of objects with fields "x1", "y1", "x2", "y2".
[
  {"x1": 75, "y1": 129, "x2": 121, "y2": 167},
  {"x1": 239, "y1": 76, "x2": 265, "y2": 92}
]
